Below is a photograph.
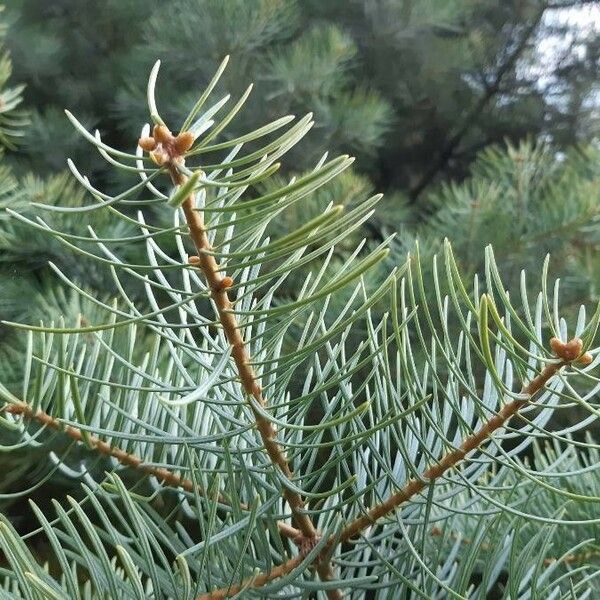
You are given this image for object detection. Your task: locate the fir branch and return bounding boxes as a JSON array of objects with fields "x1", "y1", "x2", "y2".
[
  {"x1": 138, "y1": 123, "x2": 341, "y2": 597},
  {"x1": 1, "y1": 400, "x2": 302, "y2": 542},
  {"x1": 4, "y1": 55, "x2": 598, "y2": 598},
  {"x1": 196, "y1": 338, "x2": 591, "y2": 599}
]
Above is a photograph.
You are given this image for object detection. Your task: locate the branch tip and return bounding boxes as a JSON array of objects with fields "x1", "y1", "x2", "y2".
[{"x1": 549, "y1": 336, "x2": 590, "y2": 364}]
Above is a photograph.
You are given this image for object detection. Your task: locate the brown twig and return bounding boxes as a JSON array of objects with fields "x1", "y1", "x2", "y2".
[
  {"x1": 2, "y1": 401, "x2": 301, "y2": 542},
  {"x1": 21, "y1": 386, "x2": 593, "y2": 591},
  {"x1": 197, "y1": 555, "x2": 306, "y2": 600},
  {"x1": 333, "y1": 360, "x2": 564, "y2": 543},
  {"x1": 139, "y1": 126, "x2": 341, "y2": 597},
  {"x1": 194, "y1": 340, "x2": 592, "y2": 599}
]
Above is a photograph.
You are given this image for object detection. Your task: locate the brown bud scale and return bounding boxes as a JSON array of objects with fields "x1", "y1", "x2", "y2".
[
  {"x1": 138, "y1": 137, "x2": 156, "y2": 152},
  {"x1": 153, "y1": 124, "x2": 172, "y2": 144},
  {"x1": 213, "y1": 276, "x2": 234, "y2": 292},
  {"x1": 175, "y1": 131, "x2": 195, "y2": 154},
  {"x1": 550, "y1": 337, "x2": 584, "y2": 362}
]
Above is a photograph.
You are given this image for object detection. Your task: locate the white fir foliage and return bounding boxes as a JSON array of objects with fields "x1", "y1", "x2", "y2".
[{"x1": 0, "y1": 59, "x2": 598, "y2": 599}]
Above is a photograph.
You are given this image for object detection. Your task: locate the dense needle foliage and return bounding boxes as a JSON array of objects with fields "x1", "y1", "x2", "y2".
[
  {"x1": 0, "y1": 1, "x2": 598, "y2": 598},
  {"x1": 0, "y1": 52, "x2": 597, "y2": 598}
]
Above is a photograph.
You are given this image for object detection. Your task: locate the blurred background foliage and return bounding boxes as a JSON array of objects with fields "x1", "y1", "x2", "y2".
[
  {"x1": 4, "y1": 0, "x2": 599, "y2": 185},
  {"x1": 0, "y1": 0, "x2": 597, "y2": 510}
]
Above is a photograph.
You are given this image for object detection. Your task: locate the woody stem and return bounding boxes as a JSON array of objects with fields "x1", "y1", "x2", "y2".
[
  {"x1": 2, "y1": 401, "x2": 301, "y2": 541},
  {"x1": 179, "y1": 183, "x2": 341, "y2": 598},
  {"x1": 194, "y1": 359, "x2": 565, "y2": 599}
]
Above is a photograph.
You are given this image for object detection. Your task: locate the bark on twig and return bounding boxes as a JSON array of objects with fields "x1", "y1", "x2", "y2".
[
  {"x1": 180, "y1": 189, "x2": 341, "y2": 598},
  {"x1": 3, "y1": 402, "x2": 301, "y2": 542},
  {"x1": 195, "y1": 355, "x2": 576, "y2": 599}
]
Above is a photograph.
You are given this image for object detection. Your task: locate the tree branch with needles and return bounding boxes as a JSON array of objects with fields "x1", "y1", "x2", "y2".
[
  {"x1": 137, "y1": 123, "x2": 342, "y2": 598},
  {"x1": 191, "y1": 335, "x2": 593, "y2": 599}
]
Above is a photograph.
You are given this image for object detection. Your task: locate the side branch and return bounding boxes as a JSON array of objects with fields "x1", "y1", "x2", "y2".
[
  {"x1": 196, "y1": 356, "x2": 571, "y2": 599},
  {"x1": 334, "y1": 359, "x2": 563, "y2": 543},
  {"x1": 198, "y1": 555, "x2": 305, "y2": 600},
  {"x1": 5, "y1": 401, "x2": 199, "y2": 488},
  {"x1": 2, "y1": 401, "x2": 300, "y2": 541}
]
